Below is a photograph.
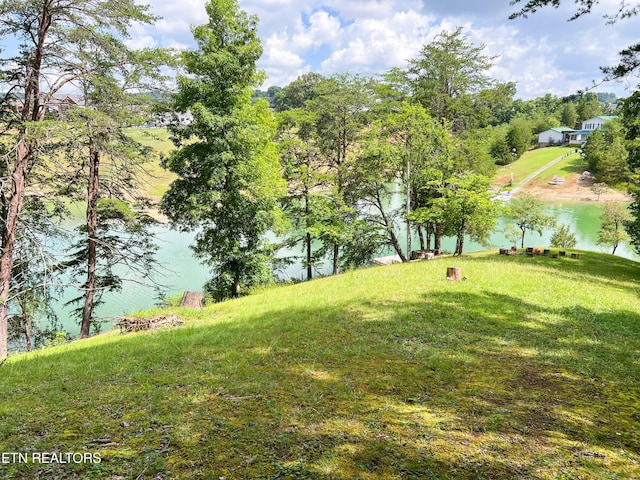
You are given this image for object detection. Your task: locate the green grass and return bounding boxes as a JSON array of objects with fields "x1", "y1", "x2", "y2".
[
  {"x1": 1, "y1": 250, "x2": 640, "y2": 479},
  {"x1": 125, "y1": 128, "x2": 177, "y2": 201},
  {"x1": 534, "y1": 152, "x2": 583, "y2": 182},
  {"x1": 496, "y1": 147, "x2": 577, "y2": 186}
]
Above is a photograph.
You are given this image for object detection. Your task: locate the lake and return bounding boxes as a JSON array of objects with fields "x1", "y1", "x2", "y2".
[{"x1": 49, "y1": 199, "x2": 636, "y2": 337}]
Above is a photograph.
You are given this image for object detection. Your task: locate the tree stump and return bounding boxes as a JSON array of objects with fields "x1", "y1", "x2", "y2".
[
  {"x1": 180, "y1": 291, "x2": 203, "y2": 309},
  {"x1": 446, "y1": 266, "x2": 462, "y2": 281}
]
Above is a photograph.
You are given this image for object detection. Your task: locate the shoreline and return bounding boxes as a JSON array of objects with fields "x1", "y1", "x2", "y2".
[{"x1": 508, "y1": 173, "x2": 633, "y2": 203}]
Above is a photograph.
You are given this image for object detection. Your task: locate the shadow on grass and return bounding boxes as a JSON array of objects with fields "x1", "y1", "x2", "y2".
[{"x1": 1, "y1": 286, "x2": 639, "y2": 479}]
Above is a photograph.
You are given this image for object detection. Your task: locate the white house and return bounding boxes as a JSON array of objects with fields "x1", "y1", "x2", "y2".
[
  {"x1": 537, "y1": 116, "x2": 617, "y2": 147},
  {"x1": 537, "y1": 127, "x2": 573, "y2": 147},
  {"x1": 582, "y1": 116, "x2": 617, "y2": 131}
]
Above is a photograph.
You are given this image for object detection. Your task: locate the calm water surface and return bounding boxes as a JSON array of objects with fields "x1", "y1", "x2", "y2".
[{"x1": 52, "y1": 200, "x2": 636, "y2": 336}]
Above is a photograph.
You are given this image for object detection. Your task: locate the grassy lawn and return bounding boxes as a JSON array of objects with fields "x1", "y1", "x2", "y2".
[
  {"x1": 1, "y1": 250, "x2": 639, "y2": 479},
  {"x1": 125, "y1": 128, "x2": 177, "y2": 201},
  {"x1": 496, "y1": 147, "x2": 577, "y2": 186},
  {"x1": 533, "y1": 152, "x2": 584, "y2": 183}
]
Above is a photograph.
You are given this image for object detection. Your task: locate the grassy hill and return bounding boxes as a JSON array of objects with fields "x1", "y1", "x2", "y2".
[
  {"x1": 494, "y1": 146, "x2": 578, "y2": 188},
  {"x1": 1, "y1": 251, "x2": 639, "y2": 479}
]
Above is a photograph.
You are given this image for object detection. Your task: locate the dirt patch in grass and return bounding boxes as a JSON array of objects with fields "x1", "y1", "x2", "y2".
[{"x1": 521, "y1": 174, "x2": 632, "y2": 202}]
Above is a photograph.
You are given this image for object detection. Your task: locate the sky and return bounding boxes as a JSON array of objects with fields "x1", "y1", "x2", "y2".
[{"x1": 79, "y1": 1, "x2": 640, "y2": 100}]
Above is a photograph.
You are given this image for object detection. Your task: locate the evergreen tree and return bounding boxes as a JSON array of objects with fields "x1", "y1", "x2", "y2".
[
  {"x1": 0, "y1": 0, "x2": 157, "y2": 358},
  {"x1": 408, "y1": 27, "x2": 497, "y2": 131}
]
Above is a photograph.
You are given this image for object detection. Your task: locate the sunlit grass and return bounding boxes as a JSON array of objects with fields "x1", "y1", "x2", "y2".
[
  {"x1": 125, "y1": 127, "x2": 177, "y2": 201},
  {"x1": 496, "y1": 146, "x2": 576, "y2": 185},
  {"x1": 1, "y1": 250, "x2": 639, "y2": 478}
]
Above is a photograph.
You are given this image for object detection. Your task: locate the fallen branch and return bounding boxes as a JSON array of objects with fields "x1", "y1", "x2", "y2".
[{"x1": 116, "y1": 314, "x2": 183, "y2": 334}]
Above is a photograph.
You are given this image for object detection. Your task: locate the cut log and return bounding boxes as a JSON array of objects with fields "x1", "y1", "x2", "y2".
[
  {"x1": 180, "y1": 291, "x2": 203, "y2": 309},
  {"x1": 446, "y1": 266, "x2": 462, "y2": 281}
]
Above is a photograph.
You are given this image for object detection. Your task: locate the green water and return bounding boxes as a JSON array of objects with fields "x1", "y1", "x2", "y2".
[{"x1": 49, "y1": 200, "x2": 636, "y2": 337}]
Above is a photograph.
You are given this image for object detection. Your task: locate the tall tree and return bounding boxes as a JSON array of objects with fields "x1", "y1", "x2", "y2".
[
  {"x1": 442, "y1": 173, "x2": 498, "y2": 256},
  {"x1": 304, "y1": 73, "x2": 373, "y2": 274},
  {"x1": 620, "y1": 91, "x2": 640, "y2": 172},
  {"x1": 273, "y1": 73, "x2": 323, "y2": 112},
  {"x1": 55, "y1": 27, "x2": 170, "y2": 339},
  {"x1": 277, "y1": 107, "x2": 326, "y2": 280},
  {"x1": 161, "y1": 0, "x2": 285, "y2": 301},
  {"x1": 408, "y1": 27, "x2": 497, "y2": 130},
  {"x1": 0, "y1": 0, "x2": 157, "y2": 359},
  {"x1": 583, "y1": 120, "x2": 630, "y2": 184}
]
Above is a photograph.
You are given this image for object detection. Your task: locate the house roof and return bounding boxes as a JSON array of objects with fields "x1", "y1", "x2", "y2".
[
  {"x1": 539, "y1": 127, "x2": 574, "y2": 134},
  {"x1": 583, "y1": 115, "x2": 617, "y2": 123}
]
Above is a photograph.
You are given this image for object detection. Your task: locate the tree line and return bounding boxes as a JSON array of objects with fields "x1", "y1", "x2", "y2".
[{"x1": 1, "y1": 0, "x2": 640, "y2": 358}]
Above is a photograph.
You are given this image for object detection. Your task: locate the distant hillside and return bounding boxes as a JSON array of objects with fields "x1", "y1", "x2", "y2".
[{"x1": 1, "y1": 250, "x2": 639, "y2": 479}]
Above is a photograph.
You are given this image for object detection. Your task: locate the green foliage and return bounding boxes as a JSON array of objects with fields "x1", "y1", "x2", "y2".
[
  {"x1": 506, "y1": 193, "x2": 556, "y2": 247},
  {"x1": 560, "y1": 102, "x2": 578, "y2": 129},
  {"x1": 41, "y1": 331, "x2": 70, "y2": 349},
  {"x1": 162, "y1": 0, "x2": 285, "y2": 300},
  {"x1": 441, "y1": 173, "x2": 498, "y2": 255},
  {"x1": 471, "y1": 81, "x2": 517, "y2": 127},
  {"x1": 598, "y1": 202, "x2": 632, "y2": 255},
  {"x1": 272, "y1": 72, "x2": 323, "y2": 112},
  {"x1": 490, "y1": 135, "x2": 514, "y2": 165},
  {"x1": 591, "y1": 182, "x2": 609, "y2": 200},
  {"x1": 620, "y1": 91, "x2": 640, "y2": 171},
  {"x1": 505, "y1": 116, "x2": 532, "y2": 159},
  {"x1": 583, "y1": 121, "x2": 630, "y2": 184},
  {"x1": 624, "y1": 195, "x2": 640, "y2": 254},
  {"x1": 408, "y1": 27, "x2": 497, "y2": 130},
  {"x1": 550, "y1": 224, "x2": 578, "y2": 249},
  {"x1": 502, "y1": 223, "x2": 521, "y2": 247},
  {"x1": 576, "y1": 92, "x2": 603, "y2": 123}
]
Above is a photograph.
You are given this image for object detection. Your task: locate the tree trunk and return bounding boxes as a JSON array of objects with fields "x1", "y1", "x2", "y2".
[
  {"x1": 231, "y1": 279, "x2": 240, "y2": 298},
  {"x1": 306, "y1": 232, "x2": 312, "y2": 280},
  {"x1": 434, "y1": 234, "x2": 442, "y2": 255},
  {"x1": 418, "y1": 225, "x2": 425, "y2": 251},
  {"x1": 376, "y1": 191, "x2": 407, "y2": 262},
  {"x1": 24, "y1": 317, "x2": 32, "y2": 352},
  {"x1": 332, "y1": 243, "x2": 339, "y2": 275},
  {"x1": 80, "y1": 142, "x2": 100, "y2": 339},
  {"x1": 0, "y1": 138, "x2": 30, "y2": 359},
  {"x1": 305, "y1": 194, "x2": 312, "y2": 280},
  {"x1": 0, "y1": 4, "x2": 53, "y2": 358},
  {"x1": 446, "y1": 266, "x2": 462, "y2": 281},
  {"x1": 455, "y1": 234, "x2": 464, "y2": 255}
]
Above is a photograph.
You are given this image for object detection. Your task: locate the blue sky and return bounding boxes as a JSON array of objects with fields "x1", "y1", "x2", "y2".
[{"x1": 15, "y1": 0, "x2": 639, "y2": 100}]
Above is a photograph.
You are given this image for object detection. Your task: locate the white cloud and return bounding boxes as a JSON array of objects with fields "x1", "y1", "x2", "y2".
[{"x1": 128, "y1": 0, "x2": 637, "y2": 98}]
